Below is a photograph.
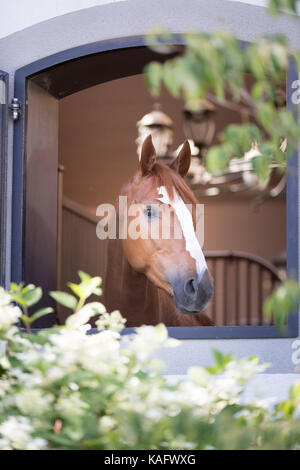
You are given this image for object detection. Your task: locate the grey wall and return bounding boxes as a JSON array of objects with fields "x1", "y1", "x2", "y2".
[{"x1": 0, "y1": 0, "x2": 300, "y2": 374}]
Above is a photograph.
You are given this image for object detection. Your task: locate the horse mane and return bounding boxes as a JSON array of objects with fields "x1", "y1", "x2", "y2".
[{"x1": 120, "y1": 161, "x2": 199, "y2": 205}]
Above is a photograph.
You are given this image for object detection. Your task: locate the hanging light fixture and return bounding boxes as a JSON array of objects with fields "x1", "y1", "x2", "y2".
[
  {"x1": 182, "y1": 100, "x2": 216, "y2": 158},
  {"x1": 136, "y1": 103, "x2": 174, "y2": 161}
]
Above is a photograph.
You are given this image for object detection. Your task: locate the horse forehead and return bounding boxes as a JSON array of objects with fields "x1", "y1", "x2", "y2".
[
  {"x1": 156, "y1": 186, "x2": 176, "y2": 204},
  {"x1": 131, "y1": 178, "x2": 159, "y2": 203},
  {"x1": 156, "y1": 186, "x2": 188, "y2": 215},
  {"x1": 156, "y1": 185, "x2": 191, "y2": 228}
]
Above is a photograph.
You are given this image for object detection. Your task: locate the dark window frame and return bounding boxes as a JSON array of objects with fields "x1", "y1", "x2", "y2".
[
  {"x1": 0, "y1": 70, "x2": 9, "y2": 286},
  {"x1": 11, "y1": 35, "x2": 298, "y2": 338}
]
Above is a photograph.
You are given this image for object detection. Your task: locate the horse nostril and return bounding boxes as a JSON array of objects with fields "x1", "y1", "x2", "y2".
[{"x1": 184, "y1": 277, "x2": 197, "y2": 298}]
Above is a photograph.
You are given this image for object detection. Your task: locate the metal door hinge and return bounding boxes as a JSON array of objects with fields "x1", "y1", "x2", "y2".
[{"x1": 9, "y1": 98, "x2": 21, "y2": 121}]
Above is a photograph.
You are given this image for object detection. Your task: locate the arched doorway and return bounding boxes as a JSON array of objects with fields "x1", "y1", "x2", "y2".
[
  {"x1": 13, "y1": 38, "x2": 179, "y2": 326},
  {"x1": 11, "y1": 36, "x2": 297, "y2": 338}
]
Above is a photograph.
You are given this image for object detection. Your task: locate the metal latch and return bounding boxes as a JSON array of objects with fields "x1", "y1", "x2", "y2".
[{"x1": 9, "y1": 98, "x2": 21, "y2": 121}]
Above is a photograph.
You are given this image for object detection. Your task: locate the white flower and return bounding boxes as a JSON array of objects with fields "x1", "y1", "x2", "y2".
[
  {"x1": 0, "y1": 416, "x2": 33, "y2": 450},
  {"x1": 15, "y1": 389, "x2": 54, "y2": 416},
  {"x1": 49, "y1": 328, "x2": 121, "y2": 374},
  {"x1": 99, "y1": 416, "x2": 116, "y2": 433},
  {"x1": 26, "y1": 438, "x2": 47, "y2": 450},
  {"x1": 0, "y1": 378, "x2": 11, "y2": 399},
  {"x1": 10, "y1": 368, "x2": 44, "y2": 388},
  {"x1": 225, "y1": 357, "x2": 269, "y2": 382},
  {"x1": 188, "y1": 366, "x2": 211, "y2": 386},
  {"x1": 46, "y1": 366, "x2": 66, "y2": 382},
  {"x1": 212, "y1": 375, "x2": 242, "y2": 400},
  {"x1": 16, "y1": 348, "x2": 43, "y2": 365},
  {"x1": 0, "y1": 340, "x2": 10, "y2": 370},
  {"x1": 145, "y1": 408, "x2": 164, "y2": 421},
  {"x1": 0, "y1": 305, "x2": 21, "y2": 331},
  {"x1": 0, "y1": 287, "x2": 12, "y2": 308},
  {"x1": 0, "y1": 287, "x2": 21, "y2": 331},
  {"x1": 126, "y1": 324, "x2": 179, "y2": 360},
  {"x1": 55, "y1": 392, "x2": 89, "y2": 418},
  {"x1": 0, "y1": 438, "x2": 12, "y2": 450},
  {"x1": 96, "y1": 310, "x2": 126, "y2": 332},
  {"x1": 177, "y1": 381, "x2": 213, "y2": 408}
]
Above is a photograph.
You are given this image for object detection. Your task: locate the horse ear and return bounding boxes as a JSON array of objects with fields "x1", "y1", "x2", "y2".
[
  {"x1": 140, "y1": 135, "x2": 157, "y2": 175},
  {"x1": 171, "y1": 140, "x2": 191, "y2": 177}
]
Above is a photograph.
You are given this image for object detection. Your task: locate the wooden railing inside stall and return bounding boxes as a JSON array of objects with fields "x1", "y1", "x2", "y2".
[
  {"x1": 58, "y1": 197, "x2": 283, "y2": 326},
  {"x1": 204, "y1": 251, "x2": 283, "y2": 326}
]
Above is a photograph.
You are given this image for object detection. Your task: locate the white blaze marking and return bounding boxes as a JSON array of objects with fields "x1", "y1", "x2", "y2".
[{"x1": 156, "y1": 186, "x2": 207, "y2": 281}]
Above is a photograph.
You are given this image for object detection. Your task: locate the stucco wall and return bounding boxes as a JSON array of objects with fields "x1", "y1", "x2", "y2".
[
  {"x1": 0, "y1": 0, "x2": 126, "y2": 39},
  {"x1": 0, "y1": 0, "x2": 275, "y2": 40},
  {"x1": 0, "y1": 0, "x2": 299, "y2": 375}
]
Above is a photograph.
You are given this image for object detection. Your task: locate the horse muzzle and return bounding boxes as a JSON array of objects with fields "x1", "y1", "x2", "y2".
[{"x1": 171, "y1": 269, "x2": 214, "y2": 314}]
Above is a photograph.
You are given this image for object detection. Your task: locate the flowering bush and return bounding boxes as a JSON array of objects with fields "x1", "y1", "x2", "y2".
[{"x1": 0, "y1": 274, "x2": 300, "y2": 450}]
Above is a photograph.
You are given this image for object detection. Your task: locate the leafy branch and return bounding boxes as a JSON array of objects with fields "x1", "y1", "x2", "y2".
[
  {"x1": 144, "y1": 28, "x2": 300, "y2": 181},
  {"x1": 50, "y1": 271, "x2": 106, "y2": 329},
  {"x1": 10, "y1": 283, "x2": 53, "y2": 334}
]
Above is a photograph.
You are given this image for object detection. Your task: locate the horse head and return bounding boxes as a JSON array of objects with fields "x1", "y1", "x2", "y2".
[{"x1": 119, "y1": 135, "x2": 214, "y2": 315}]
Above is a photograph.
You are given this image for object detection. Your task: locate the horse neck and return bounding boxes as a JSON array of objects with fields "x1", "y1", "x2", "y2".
[{"x1": 103, "y1": 236, "x2": 162, "y2": 327}]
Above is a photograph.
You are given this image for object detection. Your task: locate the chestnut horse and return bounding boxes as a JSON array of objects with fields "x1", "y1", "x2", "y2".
[{"x1": 103, "y1": 135, "x2": 214, "y2": 327}]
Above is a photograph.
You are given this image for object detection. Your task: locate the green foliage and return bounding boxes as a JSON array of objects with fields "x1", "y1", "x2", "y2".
[
  {"x1": 206, "y1": 349, "x2": 233, "y2": 374},
  {"x1": 20, "y1": 308, "x2": 54, "y2": 327},
  {"x1": 50, "y1": 271, "x2": 102, "y2": 314},
  {"x1": 10, "y1": 282, "x2": 42, "y2": 308},
  {"x1": 205, "y1": 145, "x2": 230, "y2": 175},
  {"x1": 144, "y1": 7, "x2": 300, "y2": 180},
  {"x1": 252, "y1": 154, "x2": 272, "y2": 182},
  {"x1": 67, "y1": 271, "x2": 102, "y2": 301},
  {"x1": 144, "y1": 62, "x2": 163, "y2": 96},
  {"x1": 264, "y1": 280, "x2": 300, "y2": 332},
  {"x1": 269, "y1": 0, "x2": 299, "y2": 15},
  {"x1": 10, "y1": 282, "x2": 53, "y2": 332},
  {"x1": 221, "y1": 124, "x2": 263, "y2": 158},
  {"x1": 65, "y1": 302, "x2": 106, "y2": 329},
  {"x1": 49, "y1": 291, "x2": 77, "y2": 310}
]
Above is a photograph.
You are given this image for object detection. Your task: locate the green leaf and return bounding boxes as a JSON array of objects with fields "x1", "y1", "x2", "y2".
[
  {"x1": 162, "y1": 60, "x2": 181, "y2": 97},
  {"x1": 67, "y1": 282, "x2": 85, "y2": 299},
  {"x1": 293, "y1": 51, "x2": 300, "y2": 75},
  {"x1": 144, "y1": 62, "x2": 163, "y2": 96},
  {"x1": 80, "y1": 277, "x2": 102, "y2": 299},
  {"x1": 22, "y1": 287, "x2": 42, "y2": 307},
  {"x1": 252, "y1": 154, "x2": 272, "y2": 182},
  {"x1": 50, "y1": 291, "x2": 78, "y2": 310},
  {"x1": 205, "y1": 145, "x2": 230, "y2": 175},
  {"x1": 20, "y1": 314, "x2": 31, "y2": 324},
  {"x1": 10, "y1": 292, "x2": 27, "y2": 307},
  {"x1": 145, "y1": 26, "x2": 175, "y2": 54},
  {"x1": 269, "y1": 0, "x2": 298, "y2": 15},
  {"x1": 10, "y1": 282, "x2": 20, "y2": 292},
  {"x1": 29, "y1": 307, "x2": 54, "y2": 324},
  {"x1": 221, "y1": 124, "x2": 263, "y2": 158},
  {"x1": 78, "y1": 271, "x2": 91, "y2": 282},
  {"x1": 264, "y1": 280, "x2": 300, "y2": 332},
  {"x1": 205, "y1": 349, "x2": 233, "y2": 374},
  {"x1": 213, "y1": 349, "x2": 232, "y2": 368}
]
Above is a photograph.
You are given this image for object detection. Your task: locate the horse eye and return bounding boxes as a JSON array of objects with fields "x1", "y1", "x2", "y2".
[{"x1": 145, "y1": 206, "x2": 155, "y2": 219}]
